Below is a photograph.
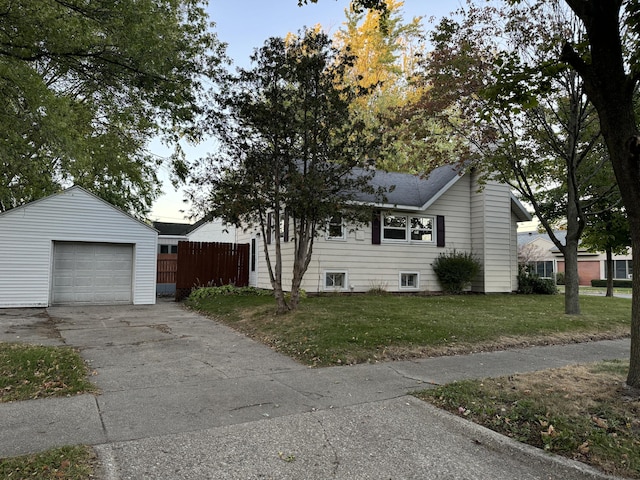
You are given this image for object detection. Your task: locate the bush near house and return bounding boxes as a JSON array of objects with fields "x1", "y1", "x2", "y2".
[
  {"x1": 517, "y1": 266, "x2": 557, "y2": 295},
  {"x1": 432, "y1": 250, "x2": 481, "y2": 294}
]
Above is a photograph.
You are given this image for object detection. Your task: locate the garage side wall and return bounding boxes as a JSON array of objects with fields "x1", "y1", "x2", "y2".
[{"x1": 0, "y1": 188, "x2": 157, "y2": 307}]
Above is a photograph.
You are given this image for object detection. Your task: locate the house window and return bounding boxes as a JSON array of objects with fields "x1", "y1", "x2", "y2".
[
  {"x1": 615, "y1": 260, "x2": 632, "y2": 279},
  {"x1": 383, "y1": 214, "x2": 433, "y2": 243},
  {"x1": 400, "y1": 272, "x2": 419, "y2": 289},
  {"x1": 160, "y1": 245, "x2": 169, "y2": 254},
  {"x1": 411, "y1": 217, "x2": 433, "y2": 242},
  {"x1": 383, "y1": 215, "x2": 407, "y2": 240},
  {"x1": 327, "y1": 215, "x2": 345, "y2": 240},
  {"x1": 324, "y1": 271, "x2": 347, "y2": 290},
  {"x1": 528, "y1": 261, "x2": 554, "y2": 278},
  {"x1": 171, "y1": 245, "x2": 178, "y2": 254}
]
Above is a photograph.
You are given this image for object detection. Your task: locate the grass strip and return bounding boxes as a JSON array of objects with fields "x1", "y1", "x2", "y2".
[
  {"x1": 0, "y1": 343, "x2": 97, "y2": 403},
  {"x1": 415, "y1": 360, "x2": 640, "y2": 478},
  {"x1": 188, "y1": 293, "x2": 631, "y2": 367},
  {"x1": 0, "y1": 446, "x2": 96, "y2": 479}
]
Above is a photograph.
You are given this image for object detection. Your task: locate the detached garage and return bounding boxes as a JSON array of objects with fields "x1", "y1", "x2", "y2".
[{"x1": 0, "y1": 186, "x2": 157, "y2": 307}]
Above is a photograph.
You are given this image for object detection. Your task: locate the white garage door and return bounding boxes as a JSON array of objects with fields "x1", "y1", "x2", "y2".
[{"x1": 52, "y1": 242, "x2": 133, "y2": 305}]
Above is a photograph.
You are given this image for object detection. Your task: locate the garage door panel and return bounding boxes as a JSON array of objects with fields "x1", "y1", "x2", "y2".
[{"x1": 52, "y1": 242, "x2": 133, "y2": 305}]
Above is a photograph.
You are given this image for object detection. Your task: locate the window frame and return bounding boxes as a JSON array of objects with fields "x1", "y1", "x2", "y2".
[
  {"x1": 326, "y1": 215, "x2": 346, "y2": 241},
  {"x1": 399, "y1": 272, "x2": 420, "y2": 290},
  {"x1": 323, "y1": 270, "x2": 348, "y2": 291},
  {"x1": 382, "y1": 213, "x2": 434, "y2": 244}
]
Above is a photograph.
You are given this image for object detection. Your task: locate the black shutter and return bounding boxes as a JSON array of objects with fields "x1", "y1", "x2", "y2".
[
  {"x1": 436, "y1": 215, "x2": 445, "y2": 247},
  {"x1": 266, "y1": 212, "x2": 272, "y2": 245},
  {"x1": 372, "y1": 210, "x2": 381, "y2": 245}
]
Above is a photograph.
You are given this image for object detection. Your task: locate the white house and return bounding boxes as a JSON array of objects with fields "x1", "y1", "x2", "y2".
[
  {"x1": 238, "y1": 165, "x2": 532, "y2": 294},
  {"x1": 0, "y1": 186, "x2": 157, "y2": 307},
  {"x1": 153, "y1": 218, "x2": 236, "y2": 254}
]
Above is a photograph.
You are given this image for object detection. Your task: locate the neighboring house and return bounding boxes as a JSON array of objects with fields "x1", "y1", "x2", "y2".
[
  {"x1": 0, "y1": 186, "x2": 157, "y2": 307},
  {"x1": 153, "y1": 217, "x2": 237, "y2": 253},
  {"x1": 517, "y1": 231, "x2": 633, "y2": 285},
  {"x1": 238, "y1": 165, "x2": 532, "y2": 294}
]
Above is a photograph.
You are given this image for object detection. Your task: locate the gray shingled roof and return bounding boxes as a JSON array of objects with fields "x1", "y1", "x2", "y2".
[{"x1": 354, "y1": 164, "x2": 462, "y2": 208}]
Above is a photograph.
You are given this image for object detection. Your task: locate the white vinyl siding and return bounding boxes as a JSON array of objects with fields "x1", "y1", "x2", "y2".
[
  {"x1": 237, "y1": 172, "x2": 522, "y2": 294},
  {"x1": 0, "y1": 187, "x2": 157, "y2": 307}
]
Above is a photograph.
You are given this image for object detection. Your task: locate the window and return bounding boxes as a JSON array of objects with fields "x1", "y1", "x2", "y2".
[
  {"x1": 160, "y1": 244, "x2": 178, "y2": 254},
  {"x1": 411, "y1": 217, "x2": 433, "y2": 242},
  {"x1": 400, "y1": 272, "x2": 419, "y2": 289},
  {"x1": 383, "y1": 215, "x2": 407, "y2": 240},
  {"x1": 171, "y1": 245, "x2": 178, "y2": 254},
  {"x1": 383, "y1": 214, "x2": 433, "y2": 243},
  {"x1": 324, "y1": 271, "x2": 347, "y2": 290},
  {"x1": 327, "y1": 215, "x2": 345, "y2": 240},
  {"x1": 614, "y1": 260, "x2": 632, "y2": 279},
  {"x1": 528, "y1": 261, "x2": 554, "y2": 278},
  {"x1": 160, "y1": 245, "x2": 168, "y2": 254}
]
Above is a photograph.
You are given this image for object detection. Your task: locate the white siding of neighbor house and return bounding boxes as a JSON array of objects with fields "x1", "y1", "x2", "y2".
[
  {"x1": 188, "y1": 218, "x2": 237, "y2": 243},
  {"x1": 470, "y1": 173, "x2": 517, "y2": 293},
  {"x1": 0, "y1": 187, "x2": 157, "y2": 307}
]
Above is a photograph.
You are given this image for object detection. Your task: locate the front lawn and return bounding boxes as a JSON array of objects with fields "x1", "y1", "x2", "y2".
[{"x1": 187, "y1": 293, "x2": 631, "y2": 367}]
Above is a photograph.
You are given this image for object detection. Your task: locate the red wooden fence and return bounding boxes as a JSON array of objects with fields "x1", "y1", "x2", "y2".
[
  {"x1": 175, "y1": 241, "x2": 250, "y2": 301},
  {"x1": 157, "y1": 253, "x2": 178, "y2": 284}
]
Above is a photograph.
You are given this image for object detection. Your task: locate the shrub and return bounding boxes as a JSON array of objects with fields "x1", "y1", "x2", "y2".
[
  {"x1": 591, "y1": 279, "x2": 632, "y2": 288},
  {"x1": 517, "y1": 266, "x2": 557, "y2": 295},
  {"x1": 555, "y1": 271, "x2": 565, "y2": 285},
  {"x1": 188, "y1": 285, "x2": 273, "y2": 301},
  {"x1": 432, "y1": 250, "x2": 480, "y2": 294}
]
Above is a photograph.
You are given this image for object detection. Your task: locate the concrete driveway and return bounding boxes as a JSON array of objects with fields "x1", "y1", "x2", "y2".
[{"x1": 0, "y1": 300, "x2": 628, "y2": 479}]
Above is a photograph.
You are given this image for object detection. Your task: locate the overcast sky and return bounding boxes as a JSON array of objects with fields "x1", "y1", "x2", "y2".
[{"x1": 150, "y1": 0, "x2": 464, "y2": 222}]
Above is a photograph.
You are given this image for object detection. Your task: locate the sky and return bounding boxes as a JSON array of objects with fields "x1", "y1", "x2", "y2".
[{"x1": 150, "y1": 0, "x2": 464, "y2": 223}]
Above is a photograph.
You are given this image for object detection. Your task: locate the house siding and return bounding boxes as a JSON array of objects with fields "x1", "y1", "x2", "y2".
[
  {"x1": 471, "y1": 173, "x2": 517, "y2": 293},
  {"x1": 0, "y1": 187, "x2": 157, "y2": 307},
  {"x1": 244, "y1": 174, "x2": 477, "y2": 293},
  {"x1": 239, "y1": 170, "x2": 524, "y2": 294}
]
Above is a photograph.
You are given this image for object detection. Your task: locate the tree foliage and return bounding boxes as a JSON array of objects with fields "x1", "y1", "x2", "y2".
[
  {"x1": 420, "y1": 1, "x2": 620, "y2": 316},
  {"x1": 189, "y1": 29, "x2": 383, "y2": 313},
  {"x1": 0, "y1": 0, "x2": 224, "y2": 216}
]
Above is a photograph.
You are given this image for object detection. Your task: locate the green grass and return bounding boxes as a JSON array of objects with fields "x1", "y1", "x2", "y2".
[
  {"x1": 416, "y1": 360, "x2": 640, "y2": 478},
  {"x1": 0, "y1": 446, "x2": 96, "y2": 479},
  {"x1": 0, "y1": 343, "x2": 97, "y2": 403},
  {"x1": 187, "y1": 293, "x2": 631, "y2": 367}
]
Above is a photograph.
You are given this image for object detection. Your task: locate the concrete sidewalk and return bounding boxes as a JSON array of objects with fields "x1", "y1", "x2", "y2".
[{"x1": 0, "y1": 301, "x2": 630, "y2": 479}]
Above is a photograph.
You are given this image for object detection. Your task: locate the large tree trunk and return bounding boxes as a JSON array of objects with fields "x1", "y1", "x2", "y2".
[{"x1": 562, "y1": 0, "x2": 640, "y2": 387}]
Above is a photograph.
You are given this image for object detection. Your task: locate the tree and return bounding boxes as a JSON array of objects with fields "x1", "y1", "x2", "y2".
[
  {"x1": 581, "y1": 206, "x2": 631, "y2": 297},
  {"x1": 0, "y1": 0, "x2": 224, "y2": 216},
  {"x1": 189, "y1": 29, "x2": 383, "y2": 313},
  {"x1": 417, "y1": 1, "x2": 618, "y2": 315},
  {"x1": 333, "y1": 1, "x2": 453, "y2": 173}
]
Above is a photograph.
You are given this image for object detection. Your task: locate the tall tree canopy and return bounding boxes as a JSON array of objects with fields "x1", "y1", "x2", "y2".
[
  {"x1": 420, "y1": 1, "x2": 619, "y2": 315},
  {"x1": 1, "y1": 0, "x2": 224, "y2": 216},
  {"x1": 189, "y1": 29, "x2": 383, "y2": 313}
]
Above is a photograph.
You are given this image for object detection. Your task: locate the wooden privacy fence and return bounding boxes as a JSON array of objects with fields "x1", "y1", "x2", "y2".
[
  {"x1": 157, "y1": 253, "x2": 178, "y2": 284},
  {"x1": 175, "y1": 241, "x2": 250, "y2": 301}
]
